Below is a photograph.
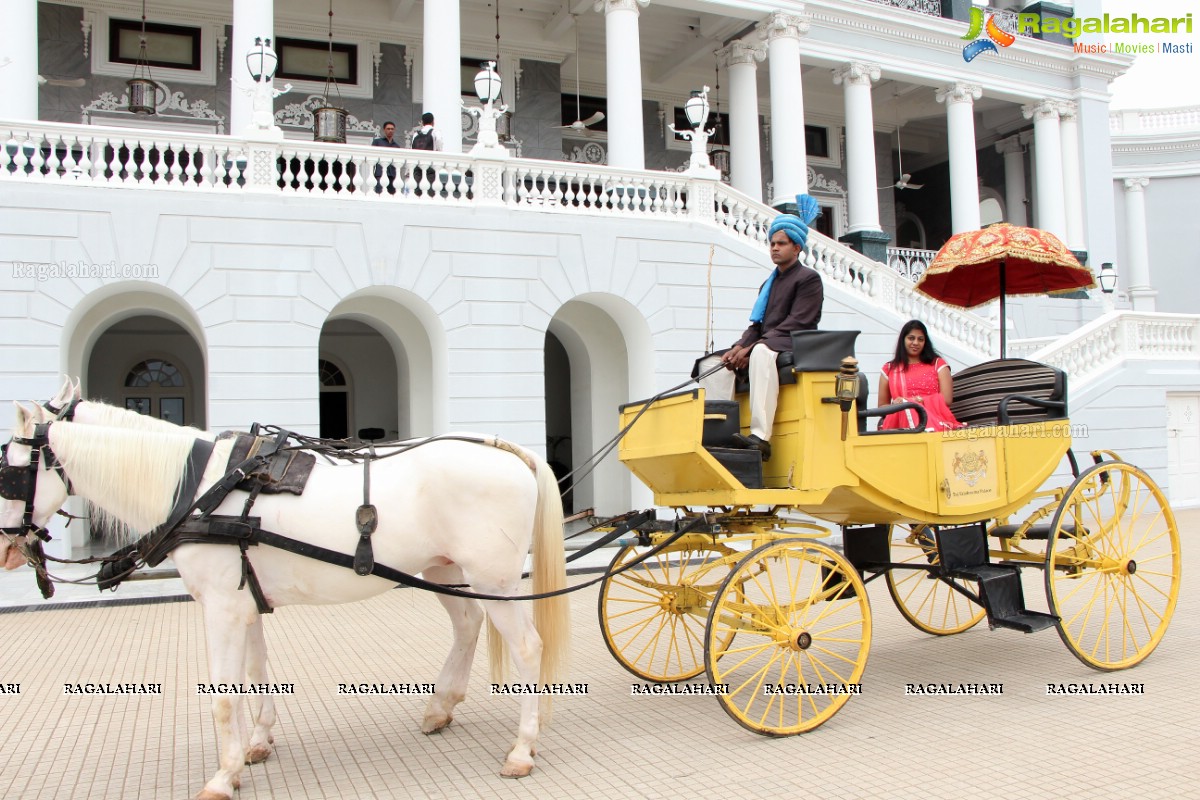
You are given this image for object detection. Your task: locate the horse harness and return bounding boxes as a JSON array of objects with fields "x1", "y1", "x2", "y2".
[{"x1": 5, "y1": 422, "x2": 701, "y2": 610}]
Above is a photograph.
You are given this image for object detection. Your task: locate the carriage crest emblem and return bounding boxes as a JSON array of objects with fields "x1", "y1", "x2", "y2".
[{"x1": 953, "y1": 449, "x2": 988, "y2": 487}]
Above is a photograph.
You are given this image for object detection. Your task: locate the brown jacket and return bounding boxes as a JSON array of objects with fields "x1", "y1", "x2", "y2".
[{"x1": 733, "y1": 260, "x2": 823, "y2": 352}]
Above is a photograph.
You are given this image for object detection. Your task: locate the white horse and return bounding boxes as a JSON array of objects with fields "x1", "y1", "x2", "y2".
[{"x1": 1, "y1": 404, "x2": 570, "y2": 800}]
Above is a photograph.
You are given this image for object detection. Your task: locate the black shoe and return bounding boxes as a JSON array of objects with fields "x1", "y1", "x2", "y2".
[{"x1": 731, "y1": 433, "x2": 771, "y2": 461}]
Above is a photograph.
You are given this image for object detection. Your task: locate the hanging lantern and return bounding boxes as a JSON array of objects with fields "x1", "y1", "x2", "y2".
[
  {"x1": 313, "y1": 105, "x2": 349, "y2": 143},
  {"x1": 314, "y1": 0, "x2": 348, "y2": 143},
  {"x1": 126, "y1": 0, "x2": 159, "y2": 115}
]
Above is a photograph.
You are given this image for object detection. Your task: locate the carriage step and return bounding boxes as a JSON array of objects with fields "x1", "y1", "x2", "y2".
[
  {"x1": 707, "y1": 447, "x2": 764, "y2": 489},
  {"x1": 991, "y1": 521, "x2": 1077, "y2": 541},
  {"x1": 949, "y1": 564, "x2": 1059, "y2": 635}
]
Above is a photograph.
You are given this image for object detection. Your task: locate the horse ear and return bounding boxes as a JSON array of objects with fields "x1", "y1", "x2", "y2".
[
  {"x1": 71, "y1": 377, "x2": 82, "y2": 399},
  {"x1": 13, "y1": 400, "x2": 34, "y2": 430}
]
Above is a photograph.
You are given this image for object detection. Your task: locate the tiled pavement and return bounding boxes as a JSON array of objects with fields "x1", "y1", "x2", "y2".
[{"x1": 0, "y1": 509, "x2": 1195, "y2": 800}]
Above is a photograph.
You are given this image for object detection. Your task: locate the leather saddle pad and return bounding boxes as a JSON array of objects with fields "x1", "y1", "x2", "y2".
[{"x1": 219, "y1": 432, "x2": 316, "y2": 495}]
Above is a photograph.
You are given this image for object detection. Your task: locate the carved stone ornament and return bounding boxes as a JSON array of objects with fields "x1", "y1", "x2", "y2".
[
  {"x1": 1022, "y1": 99, "x2": 1060, "y2": 123},
  {"x1": 1123, "y1": 176, "x2": 1149, "y2": 192},
  {"x1": 567, "y1": 142, "x2": 607, "y2": 165},
  {"x1": 594, "y1": 0, "x2": 650, "y2": 14},
  {"x1": 718, "y1": 39, "x2": 767, "y2": 68},
  {"x1": 833, "y1": 62, "x2": 881, "y2": 86},
  {"x1": 81, "y1": 83, "x2": 226, "y2": 133},
  {"x1": 936, "y1": 82, "x2": 982, "y2": 106},
  {"x1": 758, "y1": 11, "x2": 811, "y2": 41},
  {"x1": 1056, "y1": 100, "x2": 1079, "y2": 122},
  {"x1": 274, "y1": 95, "x2": 378, "y2": 134},
  {"x1": 807, "y1": 166, "x2": 846, "y2": 195}
]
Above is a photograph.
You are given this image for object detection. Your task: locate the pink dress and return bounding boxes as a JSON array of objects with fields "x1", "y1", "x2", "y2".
[{"x1": 880, "y1": 358, "x2": 963, "y2": 431}]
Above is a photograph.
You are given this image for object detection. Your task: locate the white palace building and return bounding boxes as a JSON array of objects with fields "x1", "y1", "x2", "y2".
[{"x1": 2, "y1": 0, "x2": 1198, "y2": 556}]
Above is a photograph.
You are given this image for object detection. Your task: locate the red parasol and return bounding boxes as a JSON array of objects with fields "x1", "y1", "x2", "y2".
[{"x1": 915, "y1": 224, "x2": 1096, "y2": 356}]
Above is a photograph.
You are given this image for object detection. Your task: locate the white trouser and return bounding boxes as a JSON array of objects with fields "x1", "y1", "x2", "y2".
[{"x1": 697, "y1": 343, "x2": 781, "y2": 441}]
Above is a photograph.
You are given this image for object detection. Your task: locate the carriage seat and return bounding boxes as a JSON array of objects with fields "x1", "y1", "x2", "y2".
[
  {"x1": 949, "y1": 359, "x2": 1068, "y2": 427},
  {"x1": 732, "y1": 329, "x2": 862, "y2": 393}
]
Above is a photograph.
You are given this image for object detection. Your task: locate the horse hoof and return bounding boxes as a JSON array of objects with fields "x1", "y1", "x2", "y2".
[
  {"x1": 196, "y1": 790, "x2": 231, "y2": 800},
  {"x1": 245, "y1": 744, "x2": 272, "y2": 764},
  {"x1": 420, "y1": 714, "x2": 452, "y2": 734},
  {"x1": 500, "y1": 760, "x2": 534, "y2": 779}
]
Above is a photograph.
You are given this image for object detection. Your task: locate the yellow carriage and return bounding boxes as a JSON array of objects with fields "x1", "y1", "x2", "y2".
[{"x1": 599, "y1": 330, "x2": 1181, "y2": 735}]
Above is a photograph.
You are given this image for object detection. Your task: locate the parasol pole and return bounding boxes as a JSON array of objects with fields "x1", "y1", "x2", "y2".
[{"x1": 999, "y1": 257, "x2": 1007, "y2": 358}]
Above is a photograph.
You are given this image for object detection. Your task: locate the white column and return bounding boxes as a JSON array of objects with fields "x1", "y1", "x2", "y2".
[
  {"x1": 833, "y1": 61, "x2": 882, "y2": 234},
  {"x1": 936, "y1": 82, "x2": 982, "y2": 234},
  {"x1": 1022, "y1": 99, "x2": 1067, "y2": 242},
  {"x1": 0, "y1": 0, "x2": 38, "y2": 120},
  {"x1": 231, "y1": 0, "x2": 275, "y2": 134},
  {"x1": 995, "y1": 137, "x2": 1027, "y2": 226},
  {"x1": 424, "y1": 0, "x2": 462, "y2": 153},
  {"x1": 596, "y1": 0, "x2": 649, "y2": 170},
  {"x1": 1058, "y1": 101, "x2": 1086, "y2": 252},
  {"x1": 718, "y1": 39, "x2": 766, "y2": 201},
  {"x1": 758, "y1": 11, "x2": 811, "y2": 207},
  {"x1": 1122, "y1": 177, "x2": 1156, "y2": 311}
]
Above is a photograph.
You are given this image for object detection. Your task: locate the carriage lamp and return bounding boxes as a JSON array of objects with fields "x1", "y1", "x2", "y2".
[
  {"x1": 836, "y1": 357, "x2": 860, "y2": 441},
  {"x1": 1098, "y1": 262, "x2": 1117, "y2": 294},
  {"x1": 670, "y1": 86, "x2": 719, "y2": 177}
]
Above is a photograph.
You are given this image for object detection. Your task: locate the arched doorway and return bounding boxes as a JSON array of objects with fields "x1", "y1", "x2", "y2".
[
  {"x1": 544, "y1": 294, "x2": 655, "y2": 516},
  {"x1": 86, "y1": 315, "x2": 206, "y2": 427},
  {"x1": 318, "y1": 318, "x2": 399, "y2": 441},
  {"x1": 544, "y1": 331, "x2": 574, "y2": 512}
]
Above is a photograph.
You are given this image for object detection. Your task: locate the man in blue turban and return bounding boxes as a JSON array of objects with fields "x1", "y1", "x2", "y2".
[{"x1": 695, "y1": 195, "x2": 824, "y2": 461}]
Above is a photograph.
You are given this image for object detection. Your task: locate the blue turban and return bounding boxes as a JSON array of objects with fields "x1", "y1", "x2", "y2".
[
  {"x1": 767, "y1": 194, "x2": 821, "y2": 248},
  {"x1": 751, "y1": 195, "x2": 822, "y2": 323}
]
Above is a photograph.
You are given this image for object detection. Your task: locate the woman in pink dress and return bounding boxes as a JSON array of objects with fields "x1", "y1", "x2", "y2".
[{"x1": 878, "y1": 320, "x2": 963, "y2": 431}]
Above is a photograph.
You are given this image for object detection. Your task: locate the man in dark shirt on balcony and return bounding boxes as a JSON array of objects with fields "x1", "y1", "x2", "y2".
[
  {"x1": 695, "y1": 195, "x2": 823, "y2": 461},
  {"x1": 371, "y1": 121, "x2": 400, "y2": 193}
]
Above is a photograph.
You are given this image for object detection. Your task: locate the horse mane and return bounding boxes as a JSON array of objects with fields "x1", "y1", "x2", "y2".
[
  {"x1": 80, "y1": 401, "x2": 214, "y2": 440},
  {"x1": 49, "y1": 422, "x2": 202, "y2": 543}
]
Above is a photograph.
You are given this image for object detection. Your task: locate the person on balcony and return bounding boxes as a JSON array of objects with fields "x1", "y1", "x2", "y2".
[
  {"x1": 877, "y1": 319, "x2": 963, "y2": 431},
  {"x1": 694, "y1": 195, "x2": 824, "y2": 461},
  {"x1": 371, "y1": 121, "x2": 401, "y2": 194}
]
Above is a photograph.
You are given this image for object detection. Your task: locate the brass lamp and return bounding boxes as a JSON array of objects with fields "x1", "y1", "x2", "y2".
[{"x1": 835, "y1": 357, "x2": 860, "y2": 441}]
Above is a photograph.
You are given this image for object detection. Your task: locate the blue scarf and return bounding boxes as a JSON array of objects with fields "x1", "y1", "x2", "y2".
[{"x1": 749, "y1": 270, "x2": 777, "y2": 324}]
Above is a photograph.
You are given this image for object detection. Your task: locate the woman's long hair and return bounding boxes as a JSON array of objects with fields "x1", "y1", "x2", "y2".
[{"x1": 888, "y1": 319, "x2": 939, "y2": 371}]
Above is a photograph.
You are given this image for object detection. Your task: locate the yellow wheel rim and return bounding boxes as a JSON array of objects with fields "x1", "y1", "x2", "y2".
[
  {"x1": 886, "y1": 524, "x2": 986, "y2": 636},
  {"x1": 1046, "y1": 461, "x2": 1181, "y2": 670},
  {"x1": 704, "y1": 540, "x2": 871, "y2": 736},
  {"x1": 599, "y1": 542, "x2": 736, "y2": 682}
]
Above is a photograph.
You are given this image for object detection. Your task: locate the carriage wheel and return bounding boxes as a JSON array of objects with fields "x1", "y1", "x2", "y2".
[
  {"x1": 599, "y1": 541, "x2": 737, "y2": 682},
  {"x1": 1046, "y1": 461, "x2": 1181, "y2": 671},
  {"x1": 886, "y1": 524, "x2": 986, "y2": 636},
  {"x1": 704, "y1": 540, "x2": 871, "y2": 736}
]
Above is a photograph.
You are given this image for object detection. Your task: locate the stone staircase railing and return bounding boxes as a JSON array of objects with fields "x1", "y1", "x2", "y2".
[{"x1": 1015, "y1": 311, "x2": 1200, "y2": 388}]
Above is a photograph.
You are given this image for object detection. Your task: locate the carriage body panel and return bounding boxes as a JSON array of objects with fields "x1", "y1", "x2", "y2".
[{"x1": 619, "y1": 365, "x2": 1071, "y2": 526}]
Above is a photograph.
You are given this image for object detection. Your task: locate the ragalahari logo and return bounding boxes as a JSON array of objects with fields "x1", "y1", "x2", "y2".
[{"x1": 962, "y1": 7, "x2": 1016, "y2": 61}]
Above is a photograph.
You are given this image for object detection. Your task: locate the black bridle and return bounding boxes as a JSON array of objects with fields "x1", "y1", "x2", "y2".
[
  {"x1": 43, "y1": 396, "x2": 82, "y2": 423},
  {"x1": 0, "y1": 423, "x2": 58, "y2": 542}
]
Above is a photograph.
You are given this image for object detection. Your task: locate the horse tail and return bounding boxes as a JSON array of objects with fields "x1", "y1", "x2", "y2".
[
  {"x1": 529, "y1": 450, "x2": 569, "y2": 692},
  {"x1": 485, "y1": 445, "x2": 569, "y2": 720}
]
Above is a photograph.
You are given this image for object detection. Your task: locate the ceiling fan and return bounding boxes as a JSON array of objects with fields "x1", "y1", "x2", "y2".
[
  {"x1": 881, "y1": 88, "x2": 923, "y2": 191},
  {"x1": 38, "y1": 74, "x2": 86, "y2": 87},
  {"x1": 556, "y1": 16, "x2": 604, "y2": 135}
]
